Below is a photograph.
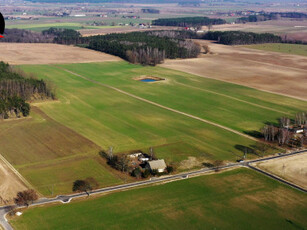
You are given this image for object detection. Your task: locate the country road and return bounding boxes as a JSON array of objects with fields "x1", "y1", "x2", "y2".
[{"x1": 1, "y1": 150, "x2": 306, "y2": 230}]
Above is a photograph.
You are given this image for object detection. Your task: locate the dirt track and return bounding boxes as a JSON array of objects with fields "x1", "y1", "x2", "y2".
[
  {"x1": 161, "y1": 40, "x2": 307, "y2": 101},
  {"x1": 0, "y1": 43, "x2": 121, "y2": 65}
]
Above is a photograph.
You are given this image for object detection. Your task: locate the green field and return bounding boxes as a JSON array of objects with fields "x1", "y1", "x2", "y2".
[
  {"x1": 10, "y1": 168, "x2": 307, "y2": 230},
  {"x1": 5, "y1": 60, "x2": 305, "y2": 195},
  {"x1": 20, "y1": 63, "x2": 259, "y2": 162},
  {"x1": 6, "y1": 23, "x2": 118, "y2": 32},
  {"x1": 245, "y1": 43, "x2": 307, "y2": 56},
  {"x1": 0, "y1": 107, "x2": 123, "y2": 196},
  {"x1": 19, "y1": 62, "x2": 307, "y2": 160}
]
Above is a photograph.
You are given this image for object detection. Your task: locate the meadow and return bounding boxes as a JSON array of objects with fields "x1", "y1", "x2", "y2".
[
  {"x1": 6, "y1": 60, "x2": 305, "y2": 195},
  {"x1": 53, "y1": 62, "x2": 307, "y2": 133},
  {"x1": 6, "y1": 23, "x2": 118, "y2": 32},
  {"x1": 246, "y1": 43, "x2": 307, "y2": 57},
  {"x1": 20, "y1": 63, "x2": 258, "y2": 162},
  {"x1": 0, "y1": 107, "x2": 123, "y2": 196},
  {"x1": 10, "y1": 168, "x2": 307, "y2": 230}
]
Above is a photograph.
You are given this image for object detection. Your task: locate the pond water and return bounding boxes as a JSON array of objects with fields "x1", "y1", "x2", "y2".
[{"x1": 140, "y1": 79, "x2": 157, "y2": 82}]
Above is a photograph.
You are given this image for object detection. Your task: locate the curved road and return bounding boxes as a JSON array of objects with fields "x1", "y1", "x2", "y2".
[{"x1": 1, "y1": 150, "x2": 306, "y2": 230}]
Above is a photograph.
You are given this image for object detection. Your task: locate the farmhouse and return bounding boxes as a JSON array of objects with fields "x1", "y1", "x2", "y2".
[{"x1": 146, "y1": 160, "x2": 167, "y2": 173}]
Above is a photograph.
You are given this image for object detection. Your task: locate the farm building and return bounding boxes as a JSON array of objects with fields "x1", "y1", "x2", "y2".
[{"x1": 146, "y1": 160, "x2": 167, "y2": 173}]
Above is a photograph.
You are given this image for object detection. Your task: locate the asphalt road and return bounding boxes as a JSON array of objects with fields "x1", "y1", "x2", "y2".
[{"x1": 0, "y1": 149, "x2": 306, "y2": 230}]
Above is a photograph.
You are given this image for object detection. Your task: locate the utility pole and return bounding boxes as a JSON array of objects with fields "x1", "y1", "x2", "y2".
[{"x1": 108, "y1": 146, "x2": 113, "y2": 160}]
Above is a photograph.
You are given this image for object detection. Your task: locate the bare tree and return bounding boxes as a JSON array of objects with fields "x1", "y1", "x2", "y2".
[
  {"x1": 14, "y1": 189, "x2": 38, "y2": 207},
  {"x1": 202, "y1": 44, "x2": 211, "y2": 54},
  {"x1": 279, "y1": 117, "x2": 290, "y2": 128}
]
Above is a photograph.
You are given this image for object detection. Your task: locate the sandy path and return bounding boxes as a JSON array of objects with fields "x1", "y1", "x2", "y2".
[{"x1": 161, "y1": 41, "x2": 307, "y2": 101}]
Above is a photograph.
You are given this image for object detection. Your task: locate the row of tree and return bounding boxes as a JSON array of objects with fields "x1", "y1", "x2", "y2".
[
  {"x1": 86, "y1": 31, "x2": 200, "y2": 65},
  {"x1": 202, "y1": 31, "x2": 282, "y2": 45},
  {"x1": 236, "y1": 12, "x2": 307, "y2": 23},
  {"x1": 0, "y1": 62, "x2": 55, "y2": 119},
  {"x1": 152, "y1": 16, "x2": 226, "y2": 27}
]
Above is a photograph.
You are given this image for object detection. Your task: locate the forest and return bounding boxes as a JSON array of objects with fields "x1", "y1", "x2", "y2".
[
  {"x1": 0, "y1": 29, "x2": 53, "y2": 43},
  {"x1": 86, "y1": 31, "x2": 200, "y2": 65},
  {"x1": 202, "y1": 31, "x2": 282, "y2": 45},
  {"x1": 236, "y1": 12, "x2": 307, "y2": 23},
  {"x1": 0, "y1": 62, "x2": 55, "y2": 119},
  {"x1": 42, "y1": 28, "x2": 82, "y2": 45},
  {"x1": 152, "y1": 17, "x2": 226, "y2": 27},
  {"x1": 0, "y1": 28, "x2": 81, "y2": 45}
]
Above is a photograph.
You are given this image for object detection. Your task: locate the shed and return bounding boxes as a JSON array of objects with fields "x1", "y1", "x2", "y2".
[{"x1": 146, "y1": 160, "x2": 167, "y2": 173}]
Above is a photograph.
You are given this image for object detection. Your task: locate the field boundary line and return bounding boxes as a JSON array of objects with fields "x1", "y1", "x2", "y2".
[
  {"x1": 176, "y1": 82, "x2": 291, "y2": 115},
  {"x1": 0, "y1": 153, "x2": 33, "y2": 190},
  {"x1": 56, "y1": 66, "x2": 257, "y2": 141}
]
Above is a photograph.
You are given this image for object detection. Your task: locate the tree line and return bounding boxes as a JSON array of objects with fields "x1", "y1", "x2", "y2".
[
  {"x1": 0, "y1": 28, "x2": 81, "y2": 45},
  {"x1": 152, "y1": 16, "x2": 226, "y2": 27},
  {"x1": 0, "y1": 29, "x2": 53, "y2": 43},
  {"x1": 236, "y1": 12, "x2": 307, "y2": 23},
  {"x1": 86, "y1": 31, "x2": 200, "y2": 65},
  {"x1": 0, "y1": 62, "x2": 55, "y2": 119},
  {"x1": 202, "y1": 31, "x2": 282, "y2": 45}
]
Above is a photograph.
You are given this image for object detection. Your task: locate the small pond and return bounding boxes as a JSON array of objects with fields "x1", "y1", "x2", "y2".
[{"x1": 140, "y1": 79, "x2": 158, "y2": 82}]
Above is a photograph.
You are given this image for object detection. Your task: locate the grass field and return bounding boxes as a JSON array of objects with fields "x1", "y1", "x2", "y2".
[
  {"x1": 245, "y1": 43, "x2": 307, "y2": 57},
  {"x1": 0, "y1": 107, "x2": 123, "y2": 196},
  {"x1": 10, "y1": 168, "x2": 307, "y2": 230},
  {"x1": 6, "y1": 23, "x2": 118, "y2": 32},
  {"x1": 52, "y1": 62, "x2": 307, "y2": 133},
  {"x1": 20, "y1": 63, "x2": 258, "y2": 163},
  {"x1": 19, "y1": 62, "x2": 307, "y2": 158},
  {"x1": 8, "y1": 61, "x2": 306, "y2": 194}
]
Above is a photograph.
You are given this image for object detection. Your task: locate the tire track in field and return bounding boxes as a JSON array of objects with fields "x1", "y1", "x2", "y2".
[
  {"x1": 56, "y1": 66, "x2": 257, "y2": 141},
  {"x1": 175, "y1": 82, "x2": 291, "y2": 115}
]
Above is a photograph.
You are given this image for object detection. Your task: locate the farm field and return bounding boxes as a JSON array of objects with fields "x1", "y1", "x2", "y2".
[
  {"x1": 0, "y1": 43, "x2": 121, "y2": 65},
  {"x1": 0, "y1": 107, "x2": 123, "y2": 196},
  {"x1": 51, "y1": 61, "x2": 307, "y2": 133},
  {"x1": 254, "y1": 152, "x2": 307, "y2": 189},
  {"x1": 6, "y1": 23, "x2": 118, "y2": 32},
  {"x1": 10, "y1": 168, "x2": 307, "y2": 230},
  {"x1": 19, "y1": 63, "x2": 259, "y2": 164},
  {"x1": 16, "y1": 61, "x2": 307, "y2": 165},
  {"x1": 209, "y1": 19, "x2": 307, "y2": 42},
  {"x1": 245, "y1": 43, "x2": 307, "y2": 57},
  {"x1": 79, "y1": 26, "x2": 179, "y2": 36},
  {"x1": 162, "y1": 40, "x2": 307, "y2": 101}
]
